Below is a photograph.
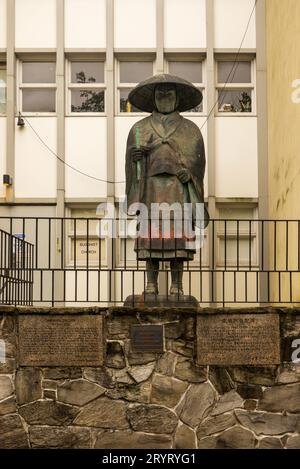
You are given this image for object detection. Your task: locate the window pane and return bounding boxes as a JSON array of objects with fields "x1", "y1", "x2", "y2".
[
  {"x1": 0, "y1": 69, "x2": 6, "y2": 85},
  {"x1": 120, "y1": 62, "x2": 152, "y2": 83},
  {"x1": 23, "y1": 89, "x2": 56, "y2": 112},
  {"x1": 71, "y1": 89, "x2": 104, "y2": 112},
  {"x1": 71, "y1": 62, "x2": 104, "y2": 84},
  {"x1": 0, "y1": 87, "x2": 6, "y2": 113},
  {"x1": 218, "y1": 90, "x2": 252, "y2": 113},
  {"x1": 219, "y1": 238, "x2": 254, "y2": 265},
  {"x1": 168, "y1": 61, "x2": 202, "y2": 83},
  {"x1": 23, "y1": 62, "x2": 56, "y2": 83},
  {"x1": 218, "y1": 61, "x2": 251, "y2": 84},
  {"x1": 120, "y1": 89, "x2": 141, "y2": 112}
]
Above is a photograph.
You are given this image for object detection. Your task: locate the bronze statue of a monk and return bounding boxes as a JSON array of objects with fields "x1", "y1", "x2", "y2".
[{"x1": 125, "y1": 74, "x2": 209, "y2": 297}]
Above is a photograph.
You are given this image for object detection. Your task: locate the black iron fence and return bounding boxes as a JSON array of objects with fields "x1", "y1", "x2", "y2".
[
  {"x1": 0, "y1": 227, "x2": 34, "y2": 305},
  {"x1": 0, "y1": 216, "x2": 300, "y2": 306}
]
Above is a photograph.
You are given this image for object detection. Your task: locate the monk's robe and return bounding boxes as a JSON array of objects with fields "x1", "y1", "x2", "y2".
[{"x1": 125, "y1": 110, "x2": 208, "y2": 260}]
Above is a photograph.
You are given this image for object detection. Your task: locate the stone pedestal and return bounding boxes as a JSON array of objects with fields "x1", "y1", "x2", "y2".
[
  {"x1": 124, "y1": 294, "x2": 198, "y2": 307},
  {"x1": 0, "y1": 306, "x2": 300, "y2": 449}
]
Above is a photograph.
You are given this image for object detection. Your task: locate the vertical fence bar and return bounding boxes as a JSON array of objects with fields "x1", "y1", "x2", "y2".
[
  {"x1": 249, "y1": 220, "x2": 252, "y2": 271},
  {"x1": 35, "y1": 218, "x2": 39, "y2": 269},
  {"x1": 48, "y1": 218, "x2": 52, "y2": 269}
]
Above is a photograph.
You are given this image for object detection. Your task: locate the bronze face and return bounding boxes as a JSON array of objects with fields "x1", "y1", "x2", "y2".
[{"x1": 154, "y1": 83, "x2": 177, "y2": 114}]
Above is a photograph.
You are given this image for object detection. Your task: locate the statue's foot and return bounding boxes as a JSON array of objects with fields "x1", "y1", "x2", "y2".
[
  {"x1": 170, "y1": 285, "x2": 184, "y2": 296},
  {"x1": 144, "y1": 283, "x2": 158, "y2": 295}
]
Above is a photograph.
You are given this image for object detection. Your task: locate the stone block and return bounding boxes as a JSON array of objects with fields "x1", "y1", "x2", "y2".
[
  {"x1": 174, "y1": 423, "x2": 196, "y2": 449},
  {"x1": 176, "y1": 383, "x2": 216, "y2": 428},
  {"x1": 174, "y1": 357, "x2": 206, "y2": 383},
  {"x1": 16, "y1": 368, "x2": 42, "y2": 405},
  {"x1": 19, "y1": 400, "x2": 79, "y2": 426},
  {"x1": 57, "y1": 379, "x2": 105, "y2": 406},
  {"x1": 75, "y1": 397, "x2": 129, "y2": 429},
  {"x1": 150, "y1": 374, "x2": 188, "y2": 408},
  {"x1": 127, "y1": 405, "x2": 178, "y2": 434}
]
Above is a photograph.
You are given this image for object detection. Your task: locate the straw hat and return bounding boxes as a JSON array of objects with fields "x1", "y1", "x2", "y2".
[{"x1": 128, "y1": 73, "x2": 203, "y2": 113}]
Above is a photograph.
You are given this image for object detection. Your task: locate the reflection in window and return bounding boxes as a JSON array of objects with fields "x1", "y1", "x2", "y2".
[
  {"x1": 120, "y1": 90, "x2": 141, "y2": 113},
  {"x1": 218, "y1": 90, "x2": 252, "y2": 113},
  {"x1": 71, "y1": 89, "x2": 104, "y2": 113},
  {"x1": 0, "y1": 67, "x2": 6, "y2": 114},
  {"x1": 217, "y1": 59, "x2": 254, "y2": 114},
  {"x1": 71, "y1": 62, "x2": 104, "y2": 84},
  {"x1": 118, "y1": 61, "x2": 153, "y2": 113},
  {"x1": 69, "y1": 61, "x2": 105, "y2": 113}
]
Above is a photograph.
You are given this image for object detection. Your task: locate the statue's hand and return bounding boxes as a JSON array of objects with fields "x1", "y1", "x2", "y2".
[
  {"x1": 131, "y1": 146, "x2": 150, "y2": 162},
  {"x1": 177, "y1": 168, "x2": 191, "y2": 184}
]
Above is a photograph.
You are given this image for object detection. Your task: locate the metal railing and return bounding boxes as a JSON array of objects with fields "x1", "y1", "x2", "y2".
[
  {"x1": 0, "y1": 228, "x2": 34, "y2": 305},
  {"x1": 0, "y1": 216, "x2": 299, "y2": 306}
]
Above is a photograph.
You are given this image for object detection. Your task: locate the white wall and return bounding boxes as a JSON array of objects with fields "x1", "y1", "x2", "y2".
[
  {"x1": 0, "y1": 118, "x2": 6, "y2": 198},
  {"x1": 15, "y1": 118, "x2": 57, "y2": 198},
  {"x1": 214, "y1": 0, "x2": 256, "y2": 49},
  {"x1": 65, "y1": 117, "x2": 107, "y2": 198},
  {"x1": 164, "y1": 0, "x2": 206, "y2": 49},
  {"x1": 15, "y1": 0, "x2": 56, "y2": 49},
  {"x1": 65, "y1": 0, "x2": 106, "y2": 49},
  {"x1": 215, "y1": 117, "x2": 258, "y2": 198},
  {"x1": 114, "y1": 0, "x2": 156, "y2": 48},
  {"x1": 0, "y1": 0, "x2": 6, "y2": 48},
  {"x1": 115, "y1": 115, "x2": 208, "y2": 199}
]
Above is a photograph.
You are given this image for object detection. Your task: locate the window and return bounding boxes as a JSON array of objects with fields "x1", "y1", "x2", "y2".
[
  {"x1": 0, "y1": 64, "x2": 6, "y2": 114},
  {"x1": 216, "y1": 60, "x2": 254, "y2": 114},
  {"x1": 216, "y1": 207, "x2": 258, "y2": 267},
  {"x1": 167, "y1": 60, "x2": 204, "y2": 113},
  {"x1": 117, "y1": 60, "x2": 153, "y2": 113},
  {"x1": 19, "y1": 61, "x2": 56, "y2": 113},
  {"x1": 68, "y1": 61, "x2": 105, "y2": 114}
]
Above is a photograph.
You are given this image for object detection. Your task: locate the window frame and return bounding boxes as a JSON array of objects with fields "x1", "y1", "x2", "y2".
[
  {"x1": 0, "y1": 63, "x2": 6, "y2": 115},
  {"x1": 216, "y1": 205, "x2": 259, "y2": 268},
  {"x1": 165, "y1": 56, "x2": 206, "y2": 116},
  {"x1": 215, "y1": 55, "x2": 256, "y2": 116},
  {"x1": 66, "y1": 58, "x2": 106, "y2": 116},
  {"x1": 115, "y1": 56, "x2": 155, "y2": 116},
  {"x1": 17, "y1": 58, "x2": 57, "y2": 116}
]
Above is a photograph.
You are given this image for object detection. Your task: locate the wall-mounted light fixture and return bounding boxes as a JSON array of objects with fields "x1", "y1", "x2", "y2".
[
  {"x1": 3, "y1": 174, "x2": 13, "y2": 186},
  {"x1": 17, "y1": 113, "x2": 25, "y2": 127}
]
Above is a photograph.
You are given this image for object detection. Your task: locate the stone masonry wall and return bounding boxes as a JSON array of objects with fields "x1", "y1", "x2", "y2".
[{"x1": 0, "y1": 306, "x2": 300, "y2": 449}]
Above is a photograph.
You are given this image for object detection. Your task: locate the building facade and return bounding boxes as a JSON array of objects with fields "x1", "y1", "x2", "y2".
[
  {"x1": 266, "y1": 0, "x2": 300, "y2": 302},
  {"x1": 0, "y1": 0, "x2": 268, "y2": 305}
]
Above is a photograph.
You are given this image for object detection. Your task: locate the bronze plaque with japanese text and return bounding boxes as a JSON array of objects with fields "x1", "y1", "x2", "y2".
[
  {"x1": 197, "y1": 313, "x2": 280, "y2": 365},
  {"x1": 19, "y1": 315, "x2": 104, "y2": 366}
]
